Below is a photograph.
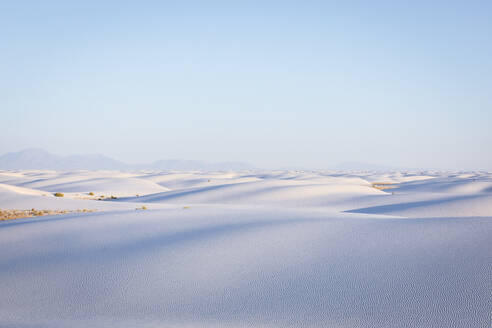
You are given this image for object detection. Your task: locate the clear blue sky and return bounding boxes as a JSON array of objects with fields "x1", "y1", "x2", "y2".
[{"x1": 1, "y1": 1, "x2": 491, "y2": 170}]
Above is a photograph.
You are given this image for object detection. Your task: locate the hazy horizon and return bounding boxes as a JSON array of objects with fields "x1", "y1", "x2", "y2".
[
  {"x1": 1, "y1": 147, "x2": 490, "y2": 171},
  {"x1": 2, "y1": 1, "x2": 491, "y2": 170}
]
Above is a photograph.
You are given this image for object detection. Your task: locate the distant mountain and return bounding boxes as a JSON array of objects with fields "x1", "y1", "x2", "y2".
[
  {"x1": 0, "y1": 148, "x2": 60, "y2": 169},
  {"x1": 0, "y1": 149, "x2": 254, "y2": 171},
  {"x1": 61, "y1": 154, "x2": 128, "y2": 170},
  {"x1": 0, "y1": 148, "x2": 127, "y2": 170}
]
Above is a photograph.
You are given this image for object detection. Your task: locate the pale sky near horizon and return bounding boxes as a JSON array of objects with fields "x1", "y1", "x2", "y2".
[{"x1": 1, "y1": 1, "x2": 491, "y2": 170}]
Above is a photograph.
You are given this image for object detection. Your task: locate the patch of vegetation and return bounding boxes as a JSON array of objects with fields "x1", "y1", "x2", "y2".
[
  {"x1": 371, "y1": 182, "x2": 397, "y2": 191},
  {"x1": 0, "y1": 208, "x2": 96, "y2": 221},
  {"x1": 110, "y1": 195, "x2": 117, "y2": 199},
  {"x1": 54, "y1": 192, "x2": 64, "y2": 197},
  {"x1": 88, "y1": 192, "x2": 94, "y2": 196}
]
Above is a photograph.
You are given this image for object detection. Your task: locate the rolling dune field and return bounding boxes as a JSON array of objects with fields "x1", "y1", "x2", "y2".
[{"x1": 0, "y1": 170, "x2": 490, "y2": 327}]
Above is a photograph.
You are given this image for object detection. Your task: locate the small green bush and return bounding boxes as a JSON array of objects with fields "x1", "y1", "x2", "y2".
[{"x1": 54, "y1": 192, "x2": 64, "y2": 197}]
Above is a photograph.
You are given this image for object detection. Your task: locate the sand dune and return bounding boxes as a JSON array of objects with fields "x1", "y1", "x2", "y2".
[{"x1": 0, "y1": 169, "x2": 490, "y2": 327}]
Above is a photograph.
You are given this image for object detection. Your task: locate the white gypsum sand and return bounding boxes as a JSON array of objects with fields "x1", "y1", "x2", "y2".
[{"x1": 0, "y1": 169, "x2": 491, "y2": 327}]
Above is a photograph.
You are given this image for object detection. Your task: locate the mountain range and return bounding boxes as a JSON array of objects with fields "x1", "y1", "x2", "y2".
[{"x1": 0, "y1": 149, "x2": 254, "y2": 171}]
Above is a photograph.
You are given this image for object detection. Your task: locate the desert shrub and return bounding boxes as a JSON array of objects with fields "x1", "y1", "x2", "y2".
[
  {"x1": 88, "y1": 192, "x2": 94, "y2": 196},
  {"x1": 54, "y1": 192, "x2": 64, "y2": 197},
  {"x1": 110, "y1": 195, "x2": 117, "y2": 199},
  {"x1": 142, "y1": 206, "x2": 147, "y2": 210}
]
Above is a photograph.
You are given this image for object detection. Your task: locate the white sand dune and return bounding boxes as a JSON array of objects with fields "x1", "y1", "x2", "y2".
[
  {"x1": 0, "y1": 182, "x2": 54, "y2": 197},
  {"x1": 118, "y1": 179, "x2": 383, "y2": 208},
  {"x1": 347, "y1": 192, "x2": 492, "y2": 217},
  {"x1": 1, "y1": 171, "x2": 168, "y2": 197},
  {"x1": 0, "y1": 170, "x2": 490, "y2": 327}
]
